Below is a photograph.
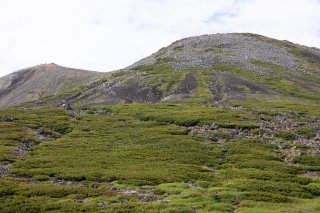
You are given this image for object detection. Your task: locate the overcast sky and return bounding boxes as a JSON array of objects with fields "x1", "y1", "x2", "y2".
[{"x1": 0, "y1": 0, "x2": 320, "y2": 77}]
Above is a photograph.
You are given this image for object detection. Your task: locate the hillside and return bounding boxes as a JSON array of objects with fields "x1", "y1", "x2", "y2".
[
  {"x1": 0, "y1": 33, "x2": 320, "y2": 212},
  {"x1": 1, "y1": 33, "x2": 320, "y2": 108},
  {"x1": 110, "y1": 33, "x2": 320, "y2": 104},
  {"x1": 0, "y1": 63, "x2": 104, "y2": 108}
]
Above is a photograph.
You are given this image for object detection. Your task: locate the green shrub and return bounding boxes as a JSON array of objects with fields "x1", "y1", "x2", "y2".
[
  {"x1": 216, "y1": 191, "x2": 245, "y2": 203},
  {"x1": 208, "y1": 131, "x2": 230, "y2": 141},
  {"x1": 244, "y1": 191, "x2": 290, "y2": 203},
  {"x1": 217, "y1": 122, "x2": 258, "y2": 129},
  {"x1": 296, "y1": 128, "x2": 316, "y2": 139},
  {"x1": 207, "y1": 203, "x2": 234, "y2": 212},
  {"x1": 173, "y1": 45, "x2": 184, "y2": 52},
  {"x1": 156, "y1": 57, "x2": 176, "y2": 63},
  {"x1": 175, "y1": 119, "x2": 199, "y2": 127},
  {"x1": 251, "y1": 128, "x2": 264, "y2": 135},
  {"x1": 56, "y1": 174, "x2": 87, "y2": 182},
  {"x1": 0, "y1": 186, "x2": 15, "y2": 197},
  {"x1": 156, "y1": 183, "x2": 188, "y2": 195},
  {"x1": 305, "y1": 183, "x2": 320, "y2": 195},
  {"x1": 294, "y1": 155, "x2": 320, "y2": 166},
  {"x1": 196, "y1": 180, "x2": 213, "y2": 189},
  {"x1": 275, "y1": 130, "x2": 295, "y2": 140}
]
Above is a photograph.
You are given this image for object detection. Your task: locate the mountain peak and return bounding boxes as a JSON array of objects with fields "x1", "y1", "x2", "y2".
[
  {"x1": 127, "y1": 33, "x2": 303, "y2": 72},
  {"x1": 35, "y1": 63, "x2": 60, "y2": 69}
]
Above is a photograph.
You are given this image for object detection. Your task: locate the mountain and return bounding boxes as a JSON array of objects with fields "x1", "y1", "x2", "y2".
[
  {"x1": 1, "y1": 33, "x2": 320, "y2": 109},
  {"x1": 0, "y1": 63, "x2": 104, "y2": 108},
  {"x1": 0, "y1": 33, "x2": 320, "y2": 212}
]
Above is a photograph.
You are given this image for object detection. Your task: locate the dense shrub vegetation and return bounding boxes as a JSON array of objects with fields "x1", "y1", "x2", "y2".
[{"x1": 0, "y1": 102, "x2": 319, "y2": 212}]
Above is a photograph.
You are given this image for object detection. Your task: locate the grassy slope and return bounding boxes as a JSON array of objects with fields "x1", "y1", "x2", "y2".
[
  {"x1": 0, "y1": 102, "x2": 320, "y2": 212},
  {"x1": 1, "y1": 38, "x2": 320, "y2": 212}
]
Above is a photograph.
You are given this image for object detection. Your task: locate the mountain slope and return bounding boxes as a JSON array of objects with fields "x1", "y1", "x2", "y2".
[
  {"x1": 0, "y1": 63, "x2": 104, "y2": 108},
  {"x1": 40, "y1": 33, "x2": 320, "y2": 107},
  {"x1": 0, "y1": 33, "x2": 320, "y2": 212},
  {"x1": 0, "y1": 33, "x2": 319, "y2": 108},
  {"x1": 1, "y1": 102, "x2": 320, "y2": 212},
  {"x1": 114, "y1": 33, "x2": 320, "y2": 104}
]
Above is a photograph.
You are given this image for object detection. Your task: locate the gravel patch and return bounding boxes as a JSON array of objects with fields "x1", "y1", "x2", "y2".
[{"x1": 127, "y1": 33, "x2": 301, "y2": 73}]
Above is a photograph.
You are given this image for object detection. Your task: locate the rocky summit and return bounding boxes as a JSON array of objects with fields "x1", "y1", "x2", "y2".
[{"x1": 0, "y1": 33, "x2": 320, "y2": 212}]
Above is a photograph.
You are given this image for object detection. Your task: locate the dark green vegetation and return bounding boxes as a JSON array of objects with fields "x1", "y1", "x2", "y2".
[{"x1": 0, "y1": 101, "x2": 320, "y2": 212}]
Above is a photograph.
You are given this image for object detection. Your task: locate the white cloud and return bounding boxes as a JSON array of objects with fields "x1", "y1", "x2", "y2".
[{"x1": 0, "y1": 0, "x2": 319, "y2": 77}]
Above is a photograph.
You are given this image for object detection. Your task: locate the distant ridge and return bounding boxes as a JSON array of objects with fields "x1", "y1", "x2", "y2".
[{"x1": 0, "y1": 63, "x2": 103, "y2": 108}]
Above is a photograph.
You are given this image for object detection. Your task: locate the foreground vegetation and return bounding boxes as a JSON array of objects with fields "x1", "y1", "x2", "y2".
[{"x1": 0, "y1": 101, "x2": 320, "y2": 212}]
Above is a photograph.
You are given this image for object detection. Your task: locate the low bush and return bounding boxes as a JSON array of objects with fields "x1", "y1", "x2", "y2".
[
  {"x1": 208, "y1": 131, "x2": 230, "y2": 141},
  {"x1": 305, "y1": 183, "x2": 320, "y2": 195},
  {"x1": 296, "y1": 128, "x2": 316, "y2": 139},
  {"x1": 294, "y1": 155, "x2": 320, "y2": 166},
  {"x1": 275, "y1": 130, "x2": 295, "y2": 140}
]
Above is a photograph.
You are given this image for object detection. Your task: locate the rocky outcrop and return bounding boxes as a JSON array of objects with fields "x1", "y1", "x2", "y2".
[
  {"x1": 127, "y1": 33, "x2": 307, "y2": 72},
  {"x1": 185, "y1": 109, "x2": 320, "y2": 164}
]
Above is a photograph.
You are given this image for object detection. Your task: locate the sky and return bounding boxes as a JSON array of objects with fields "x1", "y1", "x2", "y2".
[{"x1": 0, "y1": 0, "x2": 320, "y2": 77}]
